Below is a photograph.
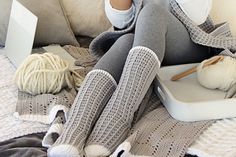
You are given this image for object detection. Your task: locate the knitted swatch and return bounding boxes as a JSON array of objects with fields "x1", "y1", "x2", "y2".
[
  {"x1": 188, "y1": 118, "x2": 236, "y2": 157},
  {"x1": 85, "y1": 46, "x2": 160, "y2": 157},
  {"x1": 14, "y1": 88, "x2": 76, "y2": 124},
  {"x1": 48, "y1": 69, "x2": 117, "y2": 157},
  {"x1": 111, "y1": 95, "x2": 214, "y2": 157}
]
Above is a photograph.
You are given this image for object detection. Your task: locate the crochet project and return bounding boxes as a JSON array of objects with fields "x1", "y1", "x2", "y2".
[{"x1": 111, "y1": 94, "x2": 214, "y2": 157}]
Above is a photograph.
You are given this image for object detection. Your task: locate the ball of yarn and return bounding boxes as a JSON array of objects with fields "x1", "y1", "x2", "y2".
[
  {"x1": 14, "y1": 53, "x2": 75, "y2": 95},
  {"x1": 197, "y1": 56, "x2": 236, "y2": 91}
]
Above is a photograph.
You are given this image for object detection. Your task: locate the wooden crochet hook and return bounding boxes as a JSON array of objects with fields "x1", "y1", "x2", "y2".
[{"x1": 171, "y1": 56, "x2": 224, "y2": 81}]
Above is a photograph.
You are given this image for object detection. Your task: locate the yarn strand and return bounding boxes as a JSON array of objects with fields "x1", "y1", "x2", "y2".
[{"x1": 14, "y1": 53, "x2": 83, "y2": 95}]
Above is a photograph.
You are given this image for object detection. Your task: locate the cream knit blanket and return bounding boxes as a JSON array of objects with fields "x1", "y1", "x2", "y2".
[
  {"x1": 188, "y1": 118, "x2": 236, "y2": 157},
  {"x1": 0, "y1": 54, "x2": 49, "y2": 142}
]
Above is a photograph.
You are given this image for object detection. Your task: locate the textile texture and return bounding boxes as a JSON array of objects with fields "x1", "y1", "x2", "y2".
[
  {"x1": 0, "y1": 54, "x2": 49, "y2": 142},
  {"x1": 11, "y1": 45, "x2": 98, "y2": 143},
  {"x1": 48, "y1": 69, "x2": 117, "y2": 157},
  {"x1": 111, "y1": 94, "x2": 214, "y2": 157},
  {"x1": 84, "y1": 46, "x2": 160, "y2": 156}
]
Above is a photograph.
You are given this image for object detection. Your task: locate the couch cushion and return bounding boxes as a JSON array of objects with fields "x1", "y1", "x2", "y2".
[
  {"x1": 210, "y1": 0, "x2": 236, "y2": 36},
  {"x1": 0, "y1": 0, "x2": 79, "y2": 47},
  {"x1": 61, "y1": 0, "x2": 112, "y2": 37}
]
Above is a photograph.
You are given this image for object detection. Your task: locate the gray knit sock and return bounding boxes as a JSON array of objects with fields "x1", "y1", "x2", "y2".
[
  {"x1": 84, "y1": 46, "x2": 160, "y2": 157},
  {"x1": 48, "y1": 69, "x2": 117, "y2": 157}
]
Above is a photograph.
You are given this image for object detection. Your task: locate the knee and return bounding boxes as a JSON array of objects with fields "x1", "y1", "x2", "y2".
[{"x1": 117, "y1": 33, "x2": 134, "y2": 44}]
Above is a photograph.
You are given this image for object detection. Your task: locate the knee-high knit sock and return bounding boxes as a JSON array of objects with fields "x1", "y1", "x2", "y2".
[
  {"x1": 48, "y1": 69, "x2": 117, "y2": 157},
  {"x1": 84, "y1": 46, "x2": 160, "y2": 157}
]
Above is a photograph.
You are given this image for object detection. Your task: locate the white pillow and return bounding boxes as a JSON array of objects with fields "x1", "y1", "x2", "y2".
[
  {"x1": 210, "y1": 0, "x2": 236, "y2": 37},
  {"x1": 61, "y1": 0, "x2": 112, "y2": 37}
]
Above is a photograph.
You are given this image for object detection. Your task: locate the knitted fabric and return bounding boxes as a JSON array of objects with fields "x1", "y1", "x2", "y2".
[
  {"x1": 169, "y1": 0, "x2": 236, "y2": 56},
  {"x1": 0, "y1": 54, "x2": 49, "y2": 142},
  {"x1": 48, "y1": 69, "x2": 117, "y2": 157},
  {"x1": 90, "y1": 0, "x2": 236, "y2": 60},
  {"x1": 63, "y1": 45, "x2": 97, "y2": 79},
  {"x1": 111, "y1": 94, "x2": 214, "y2": 157},
  {"x1": 63, "y1": 45, "x2": 97, "y2": 67},
  {"x1": 12, "y1": 45, "x2": 98, "y2": 145},
  {"x1": 42, "y1": 111, "x2": 66, "y2": 147},
  {"x1": 187, "y1": 118, "x2": 236, "y2": 157},
  {"x1": 132, "y1": 85, "x2": 154, "y2": 126},
  {"x1": 84, "y1": 46, "x2": 160, "y2": 157},
  {"x1": 14, "y1": 88, "x2": 76, "y2": 124}
]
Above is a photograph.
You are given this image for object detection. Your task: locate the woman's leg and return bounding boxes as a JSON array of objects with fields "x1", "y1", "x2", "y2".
[
  {"x1": 85, "y1": 3, "x2": 210, "y2": 157},
  {"x1": 47, "y1": 34, "x2": 134, "y2": 157},
  {"x1": 133, "y1": 3, "x2": 210, "y2": 65}
]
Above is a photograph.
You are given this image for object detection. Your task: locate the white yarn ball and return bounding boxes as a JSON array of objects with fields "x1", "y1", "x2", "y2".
[
  {"x1": 14, "y1": 53, "x2": 74, "y2": 95},
  {"x1": 197, "y1": 56, "x2": 236, "y2": 91}
]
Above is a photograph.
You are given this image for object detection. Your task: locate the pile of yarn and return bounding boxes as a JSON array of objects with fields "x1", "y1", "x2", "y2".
[
  {"x1": 197, "y1": 56, "x2": 236, "y2": 91},
  {"x1": 14, "y1": 52, "x2": 83, "y2": 95}
]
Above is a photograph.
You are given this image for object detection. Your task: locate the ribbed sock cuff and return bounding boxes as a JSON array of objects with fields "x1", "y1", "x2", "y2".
[
  {"x1": 130, "y1": 46, "x2": 161, "y2": 68},
  {"x1": 87, "y1": 69, "x2": 117, "y2": 86}
]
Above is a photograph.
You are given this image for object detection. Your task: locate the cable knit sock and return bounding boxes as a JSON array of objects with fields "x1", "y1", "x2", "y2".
[
  {"x1": 48, "y1": 69, "x2": 117, "y2": 157},
  {"x1": 84, "y1": 46, "x2": 160, "y2": 157}
]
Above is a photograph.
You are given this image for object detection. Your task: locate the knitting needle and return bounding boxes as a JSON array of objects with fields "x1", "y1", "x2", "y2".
[{"x1": 171, "y1": 56, "x2": 224, "y2": 81}]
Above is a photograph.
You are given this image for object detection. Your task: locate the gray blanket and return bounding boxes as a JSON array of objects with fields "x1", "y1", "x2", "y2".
[
  {"x1": 0, "y1": 133, "x2": 47, "y2": 157},
  {"x1": 0, "y1": 132, "x2": 197, "y2": 157}
]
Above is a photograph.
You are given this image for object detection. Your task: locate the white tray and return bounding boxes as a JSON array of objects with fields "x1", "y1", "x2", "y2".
[{"x1": 154, "y1": 63, "x2": 236, "y2": 122}]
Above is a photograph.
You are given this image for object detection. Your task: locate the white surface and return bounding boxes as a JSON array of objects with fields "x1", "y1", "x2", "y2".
[
  {"x1": 154, "y1": 63, "x2": 236, "y2": 122},
  {"x1": 0, "y1": 48, "x2": 4, "y2": 55},
  {"x1": 0, "y1": 54, "x2": 48, "y2": 142},
  {"x1": 4, "y1": 0, "x2": 37, "y2": 67}
]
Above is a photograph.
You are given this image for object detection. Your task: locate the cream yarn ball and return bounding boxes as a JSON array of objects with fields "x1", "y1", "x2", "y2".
[
  {"x1": 197, "y1": 56, "x2": 236, "y2": 91},
  {"x1": 14, "y1": 53, "x2": 76, "y2": 95}
]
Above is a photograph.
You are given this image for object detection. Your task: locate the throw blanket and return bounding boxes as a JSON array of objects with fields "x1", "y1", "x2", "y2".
[
  {"x1": 111, "y1": 94, "x2": 214, "y2": 157},
  {"x1": 188, "y1": 118, "x2": 236, "y2": 157},
  {"x1": 5, "y1": 45, "x2": 236, "y2": 156},
  {"x1": 13, "y1": 45, "x2": 97, "y2": 147},
  {"x1": 0, "y1": 55, "x2": 49, "y2": 142}
]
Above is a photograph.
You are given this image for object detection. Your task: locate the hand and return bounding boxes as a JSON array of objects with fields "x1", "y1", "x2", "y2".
[{"x1": 225, "y1": 83, "x2": 236, "y2": 98}]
